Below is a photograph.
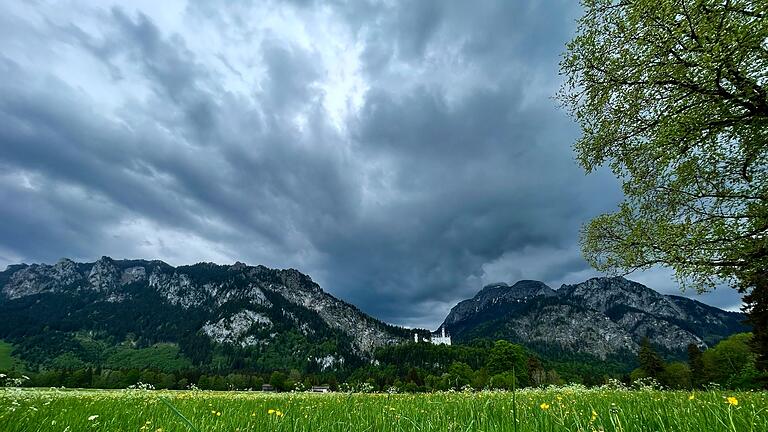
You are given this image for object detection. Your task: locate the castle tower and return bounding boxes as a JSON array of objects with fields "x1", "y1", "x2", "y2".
[{"x1": 430, "y1": 325, "x2": 451, "y2": 346}]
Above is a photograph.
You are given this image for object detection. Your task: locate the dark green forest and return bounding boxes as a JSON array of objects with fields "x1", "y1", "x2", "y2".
[{"x1": 1, "y1": 334, "x2": 764, "y2": 391}]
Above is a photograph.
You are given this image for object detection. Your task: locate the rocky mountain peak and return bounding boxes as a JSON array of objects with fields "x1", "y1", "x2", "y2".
[
  {"x1": 88, "y1": 256, "x2": 120, "y2": 291},
  {"x1": 442, "y1": 276, "x2": 747, "y2": 359},
  {"x1": 2, "y1": 258, "x2": 84, "y2": 299},
  {"x1": 476, "y1": 282, "x2": 508, "y2": 294},
  {"x1": 558, "y1": 276, "x2": 681, "y2": 317},
  {"x1": 230, "y1": 261, "x2": 247, "y2": 271},
  {"x1": 0, "y1": 258, "x2": 411, "y2": 359},
  {"x1": 443, "y1": 279, "x2": 556, "y2": 327},
  {"x1": 278, "y1": 268, "x2": 320, "y2": 293},
  {"x1": 475, "y1": 280, "x2": 555, "y2": 300},
  {"x1": 510, "y1": 280, "x2": 557, "y2": 296},
  {"x1": 54, "y1": 257, "x2": 76, "y2": 269}
]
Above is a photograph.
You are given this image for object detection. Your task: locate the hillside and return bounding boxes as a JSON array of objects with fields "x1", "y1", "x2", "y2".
[
  {"x1": 0, "y1": 257, "x2": 413, "y2": 372},
  {"x1": 441, "y1": 277, "x2": 747, "y2": 360}
]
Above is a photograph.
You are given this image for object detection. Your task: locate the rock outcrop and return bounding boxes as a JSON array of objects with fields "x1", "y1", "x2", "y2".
[
  {"x1": 0, "y1": 258, "x2": 411, "y2": 360},
  {"x1": 441, "y1": 277, "x2": 746, "y2": 359}
]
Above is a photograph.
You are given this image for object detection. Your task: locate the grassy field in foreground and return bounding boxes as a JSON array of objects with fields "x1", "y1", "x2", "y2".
[{"x1": 1, "y1": 388, "x2": 767, "y2": 432}]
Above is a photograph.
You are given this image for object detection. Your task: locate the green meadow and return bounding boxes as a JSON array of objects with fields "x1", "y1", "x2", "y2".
[
  {"x1": 0, "y1": 341, "x2": 23, "y2": 372},
  {"x1": 1, "y1": 387, "x2": 766, "y2": 432}
]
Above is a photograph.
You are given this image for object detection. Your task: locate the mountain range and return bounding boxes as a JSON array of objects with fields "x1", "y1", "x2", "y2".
[
  {"x1": 0, "y1": 257, "x2": 748, "y2": 372},
  {"x1": 442, "y1": 278, "x2": 747, "y2": 359},
  {"x1": 0, "y1": 257, "x2": 412, "y2": 372}
]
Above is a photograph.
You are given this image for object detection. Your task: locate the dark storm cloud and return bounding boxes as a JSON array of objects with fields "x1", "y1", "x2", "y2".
[
  {"x1": 0, "y1": 1, "x2": 743, "y2": 329},
  {"x1": 314, "y1": 0, "x2": 629, "y2": 324},
  {"x1": 0, "y1": 5, "x2": 346, "y2": 262}
]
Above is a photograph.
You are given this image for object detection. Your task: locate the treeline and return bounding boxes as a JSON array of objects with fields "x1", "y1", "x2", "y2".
[
  {"x1": 349, "y1": 340, "x2": 562, "y2": 392},
  {"x1": 2, "y1": 340, "x2": 561, "y2": 392},
  {"x1": 632, "y1": 333, "x2": 766, "y2": 390},
  {"x1": 2, "y1": 335, "x2": 766, "y2": 391}
]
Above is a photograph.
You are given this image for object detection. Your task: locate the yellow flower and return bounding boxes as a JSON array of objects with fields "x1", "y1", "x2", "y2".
[
  {"x1": 276, "y1": 410, "x2": 284, "y2": 417},
  {"x1": 726, "y1": 397, "x2": 738, "y2": 406},
  {"x1": 216, "y1": 411, "x2": 222, "y2": 417},
  {"x1": 688, "y1": 394, "x2": 695, "y2": 401},
  {"x1": 540, "y1": 403, "x2": 550, "y2": 410},
  {"x1": 590, "y1": 410, "x2": 598, "y2": 422},
  {"x1": 268, "y1": 409, "x2": 276, "y2": 414}
]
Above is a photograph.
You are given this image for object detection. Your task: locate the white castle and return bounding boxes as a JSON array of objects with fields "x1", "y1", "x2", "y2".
[{"x1": 413, "y1": 326, "x2": 451, "y2": 345}]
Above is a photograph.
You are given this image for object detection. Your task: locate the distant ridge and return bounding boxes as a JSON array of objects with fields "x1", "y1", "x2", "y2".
[
  {"x1": 0, "y1": 257, "x2": 415, "y2": 371},
  {"x1": 0, "y1": 258, "x2": 749, "y2": 369},
  {"x1": 440, "y1": 276, "x2": 747, "y2": 359}
]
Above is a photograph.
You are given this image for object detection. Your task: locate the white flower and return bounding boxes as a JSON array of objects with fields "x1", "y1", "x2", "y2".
[
  {"x1": 0, "y1": 374, "x2": 6, "y2": 378},
  {"x1": 88, "y1": 415, "x2": 99, "y2": 421}
]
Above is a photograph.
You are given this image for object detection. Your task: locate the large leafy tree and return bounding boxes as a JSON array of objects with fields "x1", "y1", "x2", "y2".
[
  {"x1": 487, "y1": 340, "x2": 529, "y2": 384},
  {"x1": 559, "y1": 0, "x2": 768, "y2": 370}
]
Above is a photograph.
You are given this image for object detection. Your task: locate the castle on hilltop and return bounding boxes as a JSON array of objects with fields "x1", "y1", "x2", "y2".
[{"x1": 413, "y1": 326, "x2": 451, "y2": 345}]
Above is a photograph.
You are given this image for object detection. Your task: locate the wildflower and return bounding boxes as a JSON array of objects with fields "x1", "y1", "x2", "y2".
[
  {"x1": 540, "y1": 403, "x2": 550, "y2": 410},
  {"x1": 609, "y1": 403, "x2": 619, "y2": 414},
  {"x1": 87, "y1": 415, "x2": 99, "y2": 421},
  {"x1": 726, "y1": 397, "x2": 738, "y2": 406},
  {"x1": 216, "y1": 411, "x2": 222, "y2": 417},
  {"x1": 590, "y1": 410, "x2": 597, "y2": 422},
  {"x1": 688, "y1": 394, "x2": 695, "y2": 401},
  {"x1": 268, "y1": 409, "x2": 276, "y2": 414}
]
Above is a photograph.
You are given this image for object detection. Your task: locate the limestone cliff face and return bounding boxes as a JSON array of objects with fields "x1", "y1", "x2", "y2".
[
  {"x1": 3, "y1": 258, "x2": 84, "y2": 299},
  {"x1": 441, "y1": 277, "x2": 746, "y2": 359},
  {"x1": 443, "y1": 280, "x2": 556, "y2": 327},
  {"x1": 266, "y1": 268, "x2": 403, "y2": 354},
  {"x1": 0, "y1": 257, "x2": 408, "y2": 358}
]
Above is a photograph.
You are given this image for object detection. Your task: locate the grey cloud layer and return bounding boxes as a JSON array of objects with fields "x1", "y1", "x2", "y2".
[{"x1": 0, "y1": 1, "x2": 743, "y2": 328}]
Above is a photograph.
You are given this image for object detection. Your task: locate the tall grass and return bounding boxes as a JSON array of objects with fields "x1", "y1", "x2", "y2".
[{"x1": 1, "y1": 387, "x2": 766, "y2": 431}]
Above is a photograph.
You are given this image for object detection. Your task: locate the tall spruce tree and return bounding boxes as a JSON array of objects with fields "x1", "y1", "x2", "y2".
[
  {"x1": 687, "y1": 343, "x2": 706, "y2": 387},
  {"x1": 639, "y1": 337, "x2": 665, "y2": 379}
]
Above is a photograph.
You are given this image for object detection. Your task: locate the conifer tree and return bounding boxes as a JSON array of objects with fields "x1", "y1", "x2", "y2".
[{"x1": 638, "y1": 337, "x2": 665, "y2": 379}]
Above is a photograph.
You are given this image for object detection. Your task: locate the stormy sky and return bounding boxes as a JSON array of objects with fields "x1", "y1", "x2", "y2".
[{"x1": 0, "y1": 1, "x2": 743, "y2": 328}]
